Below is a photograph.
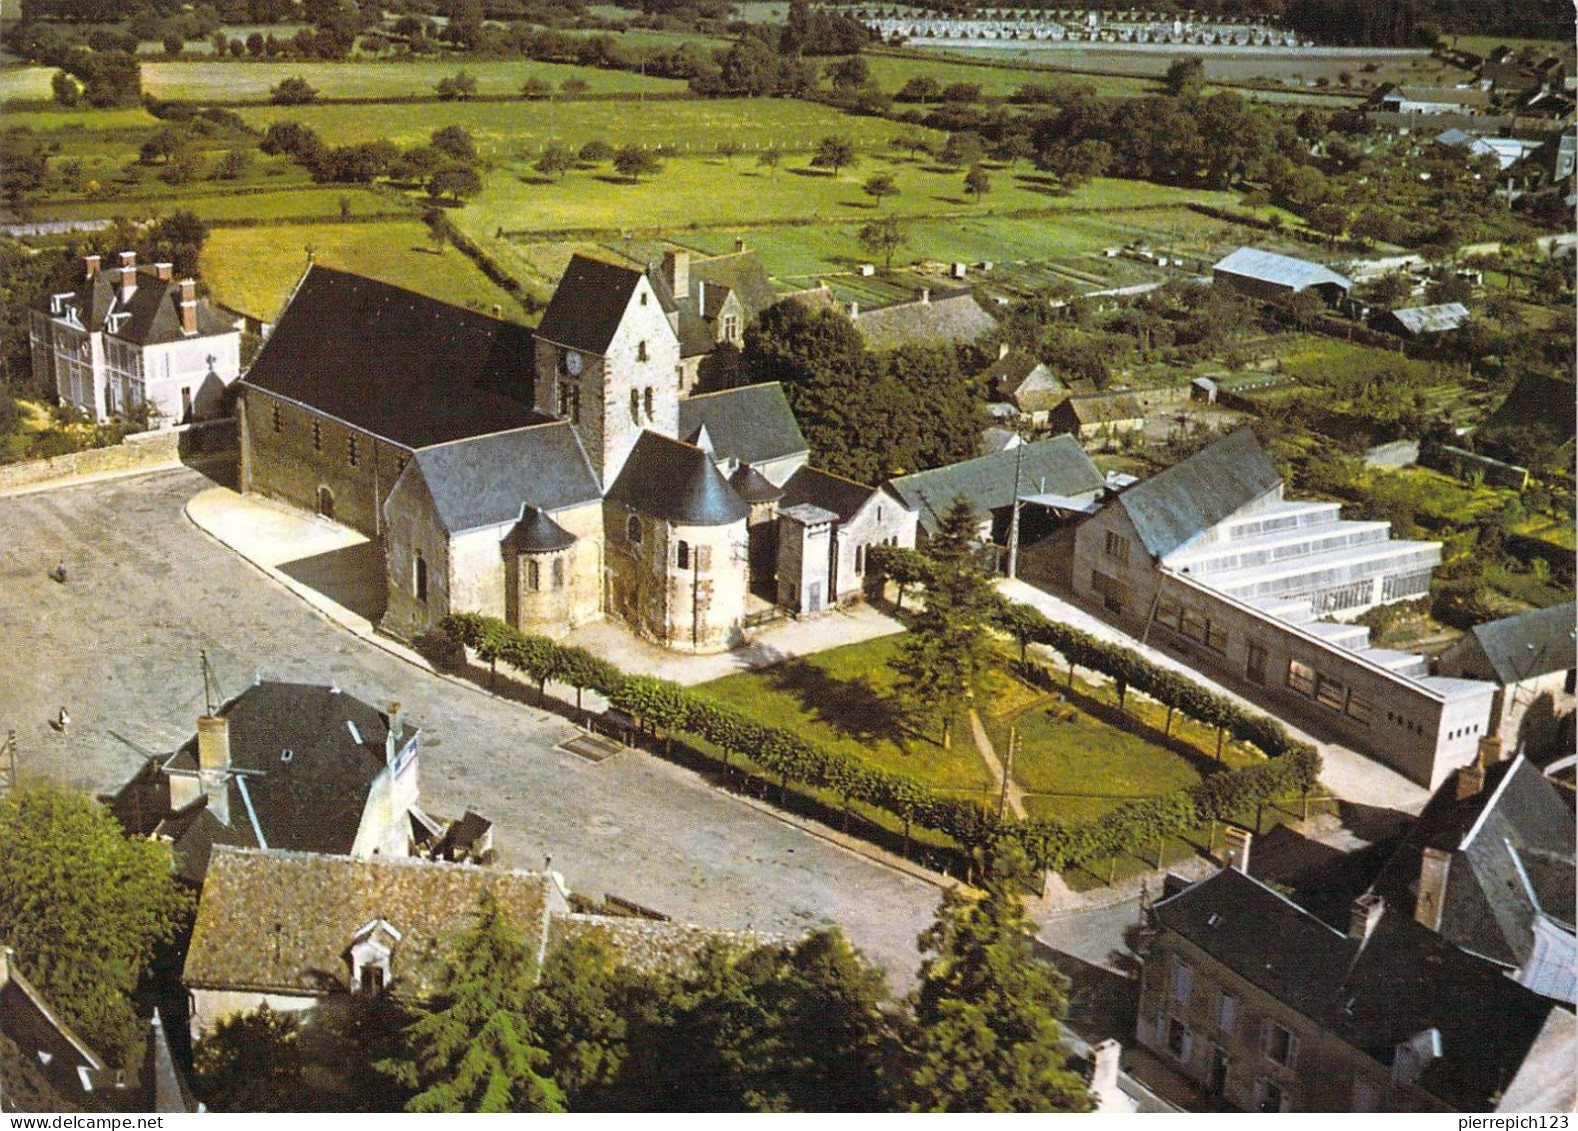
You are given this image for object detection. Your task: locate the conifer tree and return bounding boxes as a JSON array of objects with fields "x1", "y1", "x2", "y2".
[
  {"x1": 384, "y1": 890, "x2": 564, "y2": 1113},
  {"x1": 904, "y1": 845, "x2": 1092, "y2": 1112}
]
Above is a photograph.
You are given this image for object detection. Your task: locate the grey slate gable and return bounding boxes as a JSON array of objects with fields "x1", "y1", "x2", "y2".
[
  {"x1": 887, "y1": 435, "x2": 1102, "y2": 537},
  {"x1": 678, "y1": 383, "x2": 808, "y2": 466},
  {"x1": 1468, "y1": 602, "x2": 1577, "y2": 684},
  {"x1": 606, "y1": 431, "x2": 748, "y2": 525},
  {"x1": 534, "y1": 254, "x2": 645, "y2": 356},
  {"x1": 409, "y1": 421, "x2": 602, "y2": 535},
  {"x1": 42, "y1": 267, "x2": 233, "y2": 345},
  {"x1": 1117, "y1": 426, "x2": 1282, "y2": 560}
]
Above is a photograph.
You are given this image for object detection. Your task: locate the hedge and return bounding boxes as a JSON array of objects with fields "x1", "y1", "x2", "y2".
[{"x1": 441, "y1": 600, "x2": 1322, "y2": 881}]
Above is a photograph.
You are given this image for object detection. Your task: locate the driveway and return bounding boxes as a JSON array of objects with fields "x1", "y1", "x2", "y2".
[{"x1": 0, "y1": 468, "x2": 940, "y2": 987}]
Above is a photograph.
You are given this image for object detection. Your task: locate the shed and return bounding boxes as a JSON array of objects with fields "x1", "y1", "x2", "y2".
[{"x1": 1212, "y1": 247, "x2": 1353, "y2": 305}]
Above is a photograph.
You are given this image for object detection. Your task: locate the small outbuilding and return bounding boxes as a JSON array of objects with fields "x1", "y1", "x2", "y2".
[{"x1": 1373, "y1": 302, "x2": 1471, "y2": 339}]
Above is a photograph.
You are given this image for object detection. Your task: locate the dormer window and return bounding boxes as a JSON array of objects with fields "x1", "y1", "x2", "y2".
[{"x1": 349, "y1": 918, "x2": 401, "y2": 994}]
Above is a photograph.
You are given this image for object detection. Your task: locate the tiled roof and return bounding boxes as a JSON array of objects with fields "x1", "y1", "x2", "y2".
[
  {"x1": 547, "y1": 914, "x2": 782, "y2": 976},
  {"x1": 242, "y1": 266, "x2": 541, "y2": 449},
  {"x1": 888, "y1": 435, "x2": 1103, "y2": 537},
  {"x1": 1117, "y1": 426, "x2": 1282, "y2": 559},
  {"x1": 779, "y1": 465, "x2": 877, "y2": 523},
  {"x1": 1466, "y1": 602, "x2": 1577, "y2": 684},
  {"x1": 39, "y1": 265, "x2": 234, "y2": 346},
  {"x1": 678, "y1": 383, "x2": 808, "y2": 467},
  {"x1": 404, "y1": 421, "x2": 601, "y2": 536},
  {"x1": 534, "y1": 254, "x2": 645, "y2": 356},
  {"x1": 606, "y1": 432, "x2": 748, "y2": 525},
  {"x1": 183, "y1": 848, "x2": 555, "y2": 999},
  {"x1": 852, "y1": 292, "x2": 998, "y2": 351},
  {"x1": 1212, "y1": 247, "x2": 1353, "y2": 292},
  {"x1": 1154, "y1": 867, "x2": 1559, "y2": 1111}
]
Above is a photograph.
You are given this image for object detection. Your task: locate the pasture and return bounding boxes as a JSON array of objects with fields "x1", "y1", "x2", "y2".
[{"x1": 29, "y1": 186, "x2": 408, "y2": 225}]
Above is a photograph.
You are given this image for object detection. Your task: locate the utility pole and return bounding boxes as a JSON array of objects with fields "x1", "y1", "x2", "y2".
[
  {"x1": 1006, "y1": 438, "x2": 1025, "y2": 579},
  {"x1": 0, "y1": 729, "x2": 16, "y2": 797}
]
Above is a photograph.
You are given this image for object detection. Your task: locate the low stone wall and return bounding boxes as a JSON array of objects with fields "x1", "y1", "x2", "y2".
[{"x1": 0, "y1": 418, "x2": 236, "y2": 493}]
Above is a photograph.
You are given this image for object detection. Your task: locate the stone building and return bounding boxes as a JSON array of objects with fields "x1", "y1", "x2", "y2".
[
  {"x1": 845, "y1": 287, "x2": 999, "y2": 352},
  {"x1": 1435, "y1": 602, "x2": 1575, "y2": 759},
  {"x1": 31, "y1": 252, "x2": 241, "y2": 425},
  {"x1": 1068, "y1": 427, "x2": 1495, "y2": 789},
  {"x1": 645, "y1": 244, "x2": 797, "y2": 393},
  {"x1": 1045, "y1": 391, "x2": 1147, "y2": 440},
  {"x1": 1137, "y1": 865, "x2": 1569, "y2": 1112},
  {"x1": 777, "y1": 466, "x2": 918, "y2": 608}
]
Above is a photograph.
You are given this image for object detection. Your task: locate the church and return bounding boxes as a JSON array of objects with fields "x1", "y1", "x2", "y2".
[{"x1": 238, "y1": 255, "x2": 916, "y2": 653}]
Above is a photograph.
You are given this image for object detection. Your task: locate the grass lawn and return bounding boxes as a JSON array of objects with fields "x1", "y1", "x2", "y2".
[
  {"x1": 859, "y1": 49, "x2": 1160, "y2": 99},
  {"x1": 0, "y1": 65, "x2": 53, "y2": 101},
  {"x1": 1, "y1": 106, "x2": 162, "y2": 131},
  {"x1": 138, "y1": 59, "x2": 687, "y2": 102},
  {"x1": 695, "y1": 632, "x2": 996, "y2": 794},
  {"x1": 31, "y1": 186, "x2": 409, "y2": 224},
  {"x1": 201, "y1": 219, "x2": 522, "y2": 319},
  {"x1": 236, "y1": 95, "x2": 886, "y2": 152}
]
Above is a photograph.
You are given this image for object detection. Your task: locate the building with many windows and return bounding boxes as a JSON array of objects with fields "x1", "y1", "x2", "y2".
[{"x1": 30, "y1": 252, "x2": 241, "y2": 425}]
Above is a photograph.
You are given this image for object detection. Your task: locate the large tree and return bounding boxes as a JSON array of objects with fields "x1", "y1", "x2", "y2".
[
  {"x1": 904, "y1": 845, "x2": 1092, "y2": 1112},
  {"x1": 0, "y1": 784, "x2": 190, "y2": 1065},
  {"x1": 192, "y1": 1004, "x2": 305, "y2": 1112},
  {"x1": 383, "y1": 890, "x2": 564, "y2": 1113}
]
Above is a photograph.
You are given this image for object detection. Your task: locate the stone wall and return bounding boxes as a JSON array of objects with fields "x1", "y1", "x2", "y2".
[{"x1": 0, "y1": 418, "x2": 235, "y2": 493}]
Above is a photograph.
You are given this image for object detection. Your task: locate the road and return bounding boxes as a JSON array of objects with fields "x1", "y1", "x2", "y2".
[{"x1": 0, "y1": 467, "x2": 940, "y2": 987}]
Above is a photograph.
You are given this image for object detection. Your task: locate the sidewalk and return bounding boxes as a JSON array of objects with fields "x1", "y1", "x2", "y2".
[{"x1": 997, "y1": 578, "x2": 1431, "y2": 815}]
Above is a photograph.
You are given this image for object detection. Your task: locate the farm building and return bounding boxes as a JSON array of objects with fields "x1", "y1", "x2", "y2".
[
  {"x1": 1373, "y1": 302, "x2": 1471, "y2": 338},
  {"x1": 1435, "y1": 602, "x2": 1576, "y2": 759},
  {"x1": 982, "y1": 346, "x2": 1082, "y2": 425},
  {"x1": 1046, "y1": 392, "x2": 1147, "y2": 439},
  {"x1": 846, "y1": 287, "x2": 998, "y2": 351},
  {"x1": 1212, "y1": 248, "x2": 1353, "y2": 306},
  {"x1": 1069, "y1": 427, "x2": 1496, "y2": 790},
  {"x1": 1367, "y1": 83, "x2": 1496, "y2": 116}
]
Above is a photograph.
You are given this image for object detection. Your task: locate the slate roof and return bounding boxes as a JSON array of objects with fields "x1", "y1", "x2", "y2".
[
  {"x1": 1116, "y1": 426, "x2": 1282, "y2": 560},
  {"x1": 1374, "y1": 756, "x2": 1576, "y2": 970},
  {"x1": 606, "y1": 432, "x2": 749, "y2": 525},
  {"x1": 851, "y1": 291, "x2": 999, "y2": 351},
  {"x1": 727, "y1": 462, "x2": 784, "y2": 504},
  {"x1": 1212, "y1": 247, "x2": 1353, "y2": 293},
  {"x1": 1153, "y1": 867, "x2": 1560, "y2": 1111},
  {"x1": 647, "y1": 249, "x2": 783, "y2": 359},
  {"x1": 508, "y1": 506, "x2": 576, "y2": 553},
  {"x1": 183, "y1": 848, "x2": 555, "y2": 999},
  {"x1": 982, "y1": 348, "x2": 1042, "y2": 390},
  {"x1": 404, "y1": 422, "x2": 601, "y2": 536},
  {"x1": 887, "y1": 435, "x2": 1103, "y2": 538},
  {"x1": 678, "y1": 383, "x2": 808, "y2": 466},
  {"x1": 1383, "y1": 302, "x2": 1471, "y2": 336},
  {"x1": 157, "y1": 681, "x2": 407, "y2": 882},
  {"x1": 547, "y1": 913, "x2": 783, "y2": 976},
  {"x1": 1464, "y1": 602, "x2": 1577, "y2": 684},
  {"x1": 0, "y1": 951, "x2": 111, "y2": 1105},
  {"x1": 1054, "y1": 392, "x2": 1145, "y2": 425},
  {"x1": 39, "y1": 265, "x2": 234, "y2": 345},
  {"x1": 534, "y1": 254, "x2": 645, "y2": 355},
  {"x1": 242, "y1": 266, "x2": 540, "y2": 449},
  {"x1": 779, "y1": 465, "x2": 877, "y2": 523}
]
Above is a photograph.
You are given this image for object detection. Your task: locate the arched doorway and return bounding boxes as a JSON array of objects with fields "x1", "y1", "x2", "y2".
[{"x1": 316, "y1": 485, "x2": 334, "y2": 520}]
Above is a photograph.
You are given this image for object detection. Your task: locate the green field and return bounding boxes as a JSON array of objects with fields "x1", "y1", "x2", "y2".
[
  {"x1": 137, "y1": 59, "x2": 687, "y2": 101},
  {"x1": 201, "y1": 218, "x2": 522, "y2": 319},
  {"x1": 860, "y1": 49, "x2": 1161, "y2": 100},
  {"x1": 235, "y1": 95, "x2": 874, "y2": 152},
  {"x1": 1, "y1": 106, "x2": 161, "y2": 131},
  {"x1": 0, "y1": 65, "x2": 53, "y2": 101},
  {"x1": 31, "y1": 185, "x2": 410, "y2": 224}
]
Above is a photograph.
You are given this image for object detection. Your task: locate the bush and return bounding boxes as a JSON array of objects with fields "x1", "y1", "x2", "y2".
[{"x1": 270, "y1": 76, "x2": 318, "y2": 105}]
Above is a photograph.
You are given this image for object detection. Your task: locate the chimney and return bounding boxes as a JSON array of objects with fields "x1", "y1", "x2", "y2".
[
  {"x1": 83, "y1": 254, "x2": 100, "y2": 280},
  {"x1": 385, "y1": 701, "x2": 403, "y2": 764},
  {"x1": 155, "y1": 262, "x2": 173, "y2": 282},
  {"x1": 179, "y1": 279, "x2": 198, "y2": 335},
  {"x1": 1089, "y1": 1039, "x2": 1121, "y2": 1099},
  {"x1": 119, "y1": 261, "x2": 137, "y2": 302},
  {"x1": 1478, "y1": 734, "x2": 1504, "y2": 764},
  {"x1": 663, "y1": 248, "x2": 690, "y2": 300},
  {"x1": 1414, "y1": 846, "x2": 1450, "y2": 931},
  {"x1": 119, "y1": 250, "x2": 136, "y2": 270},
  {"x1": 1348, "y1": 892, "x2": 1384, "y2": 941},
  {"x1": 196, "y1": 715, "x2": 231, "y2": 773}
]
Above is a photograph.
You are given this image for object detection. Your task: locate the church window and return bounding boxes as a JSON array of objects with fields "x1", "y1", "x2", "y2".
[
  {"x1": 627, "y1": 515, "x2": 642, "y2": 544},
  {"x1": 559, "y1": 382, "x2": 580, "y2": 423},
  {"x1": 630, "y1": 389, "x2": 640, "y2": 424},
  {"x1": 676, "y1": 540, "x2": 690, "y2": 569},
  {"x1": 552, "y1": 557, "x2": 565, "y2": 590},
  {"x1": 528, "y1": 559, "x2": 540, "y2": 591},
  {"x1": 640, "y1": 291, "x2": 648, "y2": 306},
  {"x1": 643, "y1": 387, "x2": 653, "y2": 419},
  {"x1": 637, "y1": 340, "x2": 649, "y2": 362},
  {"x1": 312, "y1": 421, "x2": 322, "y2": 452},
  {"x1": 415, "y1": 554, "x2": 428, "y2": 603},
  {"x1": 347, "y1": 433, "x2": 359, "y2": 468}
]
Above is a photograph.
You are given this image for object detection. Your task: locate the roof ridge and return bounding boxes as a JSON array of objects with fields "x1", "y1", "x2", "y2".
[
  {"x1": 415, "y1": 418, "x2": 565, "y2": 454},
  {"x1": 681, "y1": 381, "x2": 785, "y2": 402},
  {"x1": 1460, "y1": 753, "x2": 1529, "y2": 850},
  {"x1": 211, "y1": 843, "x2": 552, "y2": 881},
  {"x1": 302, "y1": 262, "x2": 517, "y2": 323}
]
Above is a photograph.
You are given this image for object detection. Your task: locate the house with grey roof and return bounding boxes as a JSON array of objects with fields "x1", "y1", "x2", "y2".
[
  {"x1": 104, "y1": 679, "x2": 431, "y2": 885},
  {"x1": 182, "y1": 846, "x2": 787, "y2": 1041},
  {"x1": 1212, "y1": 248, "x2": 1353, "y2": 306},
  {"x1": 678, "y1": 381, "x2": 809, "y2": 487},
  {"x1": 846, "y1": 286, "x2": 998, "y2": 352},
  {"x1": 775, "y1": 466, "x2": 917, "y2": 612},
  {"x1": 1070, "y1": 427, "x2": 1496, "y2": 789},
  {"x1": 1373, "y1": 747, "x2": 1575, "y2": 1006},
  {"x1": 31, "y1": 251, "x2": 240, "y2": 426},
  {"x1": 1046, "y1": 391, "x2": 1147, "y2": 441},
  {"x1": 981, "y1": 346, "x2": 1080, "y2": 425},
  {"x1": 1436, "y1": 603, "x2": 1575, "y2": 758},
  {"x1": 1137, "y1": 863, "x2": 1571, "y2": 1112},
  {"x1": 1372, "y1": 302, "x2": 1471, "y2": 339}
]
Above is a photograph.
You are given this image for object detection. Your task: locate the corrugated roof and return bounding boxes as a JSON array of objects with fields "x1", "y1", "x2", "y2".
[
  {"x1": 242, "y1": 266, "x2": 540, "y2": 449},
  {"x1": 606, "y1": 432, "x2": 748, "y2": 525},
  {"x1": 183, "y1": 848, "x2": 554, "y2": 999},
  {"x1": 1212, "y1": 247, "x2": 1353, "y2": 292},
  {"x1": 678, "y1": 383, "x2": 808, "y2": 466},
  {"x1": 534, "y1": 254, "x2": 646, "y2": 355},
  {"x1": 887, "y1": 435, "x2": 1102, "y2": 537},
  {"x1": 1117, "y1": 426, "x2": 1282, "y2": 559},
  {"x1": 1386, "y1": 303, "x2": 1471, "y2": 336},
  {"x1": 1468, "y1": 602, "x2": 1577, "y2": 683},
  {"x1": 406, "y1": 422, "x2": 600, "y2": 536}
]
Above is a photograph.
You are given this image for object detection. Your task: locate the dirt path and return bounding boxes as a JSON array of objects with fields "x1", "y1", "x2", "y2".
[{"x1": 969, "y1": 708, "x2": 1028, "y2": 820}]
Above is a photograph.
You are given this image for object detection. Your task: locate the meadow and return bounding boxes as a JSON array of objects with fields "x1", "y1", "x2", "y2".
[{"x1": 29, "y1": 186, "x2": 409, "y2": 225}]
